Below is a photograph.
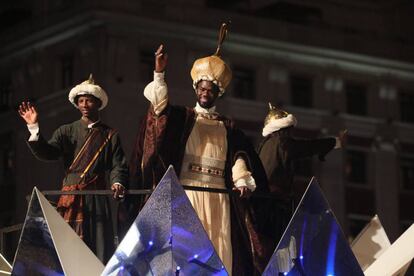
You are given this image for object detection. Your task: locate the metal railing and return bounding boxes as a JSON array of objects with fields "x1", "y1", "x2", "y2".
[{"x1": 0, "y1": 186, "x2": 282, "y2": 259}]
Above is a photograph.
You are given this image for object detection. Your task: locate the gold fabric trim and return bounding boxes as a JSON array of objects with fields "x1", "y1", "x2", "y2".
[{"x1": 181, "y1": 154, "x2": 225, "y2": 185}]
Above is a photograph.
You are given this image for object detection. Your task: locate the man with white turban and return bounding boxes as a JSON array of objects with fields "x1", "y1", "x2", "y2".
[
  {"x1": 257, "y1": 103, "x2": 346, "y2": 246},
  {"x1": 18, "y1": 75, "x2": 128, "y2": 262}
]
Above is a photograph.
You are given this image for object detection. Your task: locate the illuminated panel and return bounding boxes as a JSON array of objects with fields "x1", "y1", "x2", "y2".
[
  {"x1": 103, "y1": 166, "x2": 227, "y2": 275},
  {"x1": 263, "y1": 177, "x2": 363, "y2": 276}
]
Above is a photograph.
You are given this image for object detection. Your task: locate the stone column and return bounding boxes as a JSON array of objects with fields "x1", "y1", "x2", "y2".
[
  {"x1": 374, "y1": 141, "x2": 399, "y2": 241},
  {"x1": 319, "y1": 149, "x2": 346, "y2": 228}
]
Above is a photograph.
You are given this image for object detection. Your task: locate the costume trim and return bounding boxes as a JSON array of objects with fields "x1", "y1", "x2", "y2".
[{"x1": 262, "y1": 114, "x2": 297, "y2": 136}]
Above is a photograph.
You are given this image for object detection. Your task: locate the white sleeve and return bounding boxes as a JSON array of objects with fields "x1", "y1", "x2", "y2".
[
  {"x1": 27, "y1": 123, "x2": 40, "y2": 141},
  {"x1": 334, "y1": 137, "x2": 342, "y2": 149},
  {"x1": 232, "y1": 158, "x2": 256, "y2": 192},
  {"x1": 143, "y1": 71, "x2": 168, "y2": 115}
]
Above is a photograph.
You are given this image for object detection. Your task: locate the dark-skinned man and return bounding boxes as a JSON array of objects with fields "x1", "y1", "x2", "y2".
[
  {"x1": 257, "y1": 103, "x2": 347, "y2": 246},
  {"x1": 130, "y1": 24, "x2": 270, "y2": 275},
  {"x1": 18, "y1": 75, "x2": 128, "y2": 263}
]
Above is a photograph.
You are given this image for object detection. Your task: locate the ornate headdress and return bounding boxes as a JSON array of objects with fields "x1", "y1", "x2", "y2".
[
  {"x1": 190, "y1": 23, "x2": 232, "y2": 96},
  {"x1": 68, "y1": 74, "x2": 108, "y2": 110},
  {"x1": 262, "y1": 103, "x2": 297, "y2": 136}
]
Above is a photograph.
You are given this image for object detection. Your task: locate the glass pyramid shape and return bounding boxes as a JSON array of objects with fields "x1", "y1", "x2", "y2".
[
  {"x1": 262, "y1": 177, "x2": 364, "y2": 276},
  {"x1": 1, "y1": 253, "x2": 12, "y2": 275},
  {"x1": 11, "y1": 187, "x2": 104, "y2": 276},
  {"x1": 11, "y1": 188, "x2": 64, "y2": 276},
  {"x1": 103, "y1": 165, "x2": 227, "y2": 275}
]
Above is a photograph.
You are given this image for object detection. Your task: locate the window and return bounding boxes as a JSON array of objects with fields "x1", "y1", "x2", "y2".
[
  {"x1": 0, "y1": 132, "x2": 15, "y2": 218},
  {"x1": 0, "y1": 78, "x2": 12, "y2": 112},
  {"x1": 0, "y1": 8, "x2": 32, "y2": 33},
  {"x1": 345, "y1": 82, "x2": 367, "y2": 115},
  {"x1": 400, "y1": 157, "x2": 414, "y2": 191},
  {"x1": 232, "y1": 67, "x2": 255, "y2": 100},
  {"x1": 61, "y1": 54, "x2": 74, "y2": 89},
  {"x1": 0, "y1": 132, "x2": 14, "y2": 187},
  {"x1": 345, "y1": 150, "x2": 367, "y2": 184},
  {"x1": 399, "y1": 91, "x2": 414, "y2": 123},
  {"x1": 139, "y1": 50, "x2": 154, "y2": 84},
  {"x1": 290, "y1": 75, "x2": 313, "y2": 108}
]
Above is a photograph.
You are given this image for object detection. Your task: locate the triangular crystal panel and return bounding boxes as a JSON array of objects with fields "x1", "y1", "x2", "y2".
[
  {"x1": 11, "y1": 188, "x2": 104, "y2": 276},
  {"x1": 262, "y1": 177, "x2": 364, "y2": 276},
  {"x1": 11, "y1": 188, "x2": 64, "y2": 276},
  {"x1": 103, "y1": 166, "x2": 227, "y2": 275},
  {"x1": 351, "y1": 215, "x2": 391, "y2": 271},
  {"x1": 0, "y1": 253, "x2": 12, "y2": 275}
]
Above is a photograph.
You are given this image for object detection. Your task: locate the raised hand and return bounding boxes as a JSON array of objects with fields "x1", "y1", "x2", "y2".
[
  {"x1": 18, "y1": 101, "x2": 38, "y2": 125},
  {"x1": 155, "y1": 44, "x2": 168, "y2": 73}
]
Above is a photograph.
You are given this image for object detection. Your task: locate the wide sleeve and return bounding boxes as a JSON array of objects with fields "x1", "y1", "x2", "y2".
[
  {"x1": 229, "y1": 128, "x2": 269, "y2": 194},
  {"x1": 26, "y1": 126, "x2": 65, "y2": 161},
  {"x1": 287, "y1": 137, "x2": 336, "y2": 161},
  {"x1": 109, "y1": 132, "x2": 129, "y2": 187},
  {"x1": 232, "y1": 158, "x2": 256, "y2": 191},
  {"x1": 143, "y1": 71, "x2": 168, "y2": 115}
]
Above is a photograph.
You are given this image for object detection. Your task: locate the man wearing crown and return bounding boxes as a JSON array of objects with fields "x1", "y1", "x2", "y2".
[
  {"x1": 18, "y1": 75, "x2": 128, "y2": 262},
  {"x1": 130, "y1": 25, "x2": 270, "y2": 275},
  {"x1": 257, "y1": 103, "x2": 346, "y2": 244}
]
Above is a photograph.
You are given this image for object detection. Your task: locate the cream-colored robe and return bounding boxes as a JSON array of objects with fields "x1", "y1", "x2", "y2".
[{"x1": 144, "y1": 72, "x2": 256, "y2": 274}]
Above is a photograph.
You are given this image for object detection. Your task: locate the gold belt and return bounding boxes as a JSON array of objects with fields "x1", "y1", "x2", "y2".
[
  {"x1": 189, "y1": 163, "x2": 224, "y2": 177},
  {"x1": 181, "y1": 154, "x2": 226, "y2": 185}
]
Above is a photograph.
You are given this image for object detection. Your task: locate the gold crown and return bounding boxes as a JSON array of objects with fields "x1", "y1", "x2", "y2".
[
  {"x1": 264, "y1": 103, "x2": 289, "y2": 127},
  {"x1": 190, "y1": 22, "x2": 232, "y2": 95},
  {"x1": 83, "y1": 73, "x2": 95, "y2": 85}
]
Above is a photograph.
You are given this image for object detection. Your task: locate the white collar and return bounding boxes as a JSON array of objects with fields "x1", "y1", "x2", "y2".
[
  {"x1": 262, "y1": 114, "x2": 297, "y2": 136},
  {"x1": 194, "y1": 102, "x2": 218, "y2": 115},
  {"x1": 88, "y1": 120, "x2": 100, "y2": 129}
]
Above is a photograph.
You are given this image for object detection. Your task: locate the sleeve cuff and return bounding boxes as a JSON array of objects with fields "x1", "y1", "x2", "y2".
[
  {"x1": 334, "y1": 137, "x2": 341, "y2": 149},
  {"x1": 234, "y1": 176, "x2": 256, "y2": 192},
  {"x1": 112, "y1": 182, "x2": 125, "y2": 188},
  {"x1": 143, "y1": 71, "x2": 168, "y2": 114},
  {"x1": 154, "y1": 71, "x2": 165, "y2": 82},
  {"x1": 27, "y1": 123, "x2": 40, "y2": 141}
]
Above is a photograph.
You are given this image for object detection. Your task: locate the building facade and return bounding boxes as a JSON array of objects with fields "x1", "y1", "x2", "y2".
[{"x1": 0, "y1": 0, "x2": 413, "y2": 268}]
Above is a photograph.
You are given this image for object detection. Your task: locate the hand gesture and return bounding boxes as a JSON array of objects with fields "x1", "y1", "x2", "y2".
[
  {"x1": 18, "y1": 102, "x2": 38, "y2": 125},
  {"x1": 232, "y1": 186, "x2": 252, "y2": 199},
  {"x1": 111, "y1": 183, "x2": 125, "y2": 200},
  {"x1": 155, "y1": 44, "x2": 168, "y2": 73}
]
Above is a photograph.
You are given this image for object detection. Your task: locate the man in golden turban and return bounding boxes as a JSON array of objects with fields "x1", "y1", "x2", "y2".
[{"x1": 130, "y1": 24, "x2": 270, "y2": 275}]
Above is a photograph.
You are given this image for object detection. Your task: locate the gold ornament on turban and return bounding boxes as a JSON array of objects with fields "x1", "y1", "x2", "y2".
[
  {"x1": 190, "y1": 22, "x2": 232, "y2": 96},
  {"x1": 262, "y1": 103, "x2": 297, "y2": 136}
]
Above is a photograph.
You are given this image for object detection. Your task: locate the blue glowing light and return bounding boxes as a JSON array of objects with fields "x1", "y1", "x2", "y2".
[
  {"x1": 148, "y1": 241, "x2": 153, "y2": 246},
  {"x1": 193, "y1": 254, "x2": 199, "y2": 259},
  {"x1": 326, "y1": 221, "x2": 339, "y2": 276},
  {"x1": 284, "y1": 272, "x2": 288, "y2": 275},
  {"x1": 176, "y1": 266, "x2": 181, "y2": 271},
  {"x1": 299, "y1": 216, "x2": 307, "y2": 266}
]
